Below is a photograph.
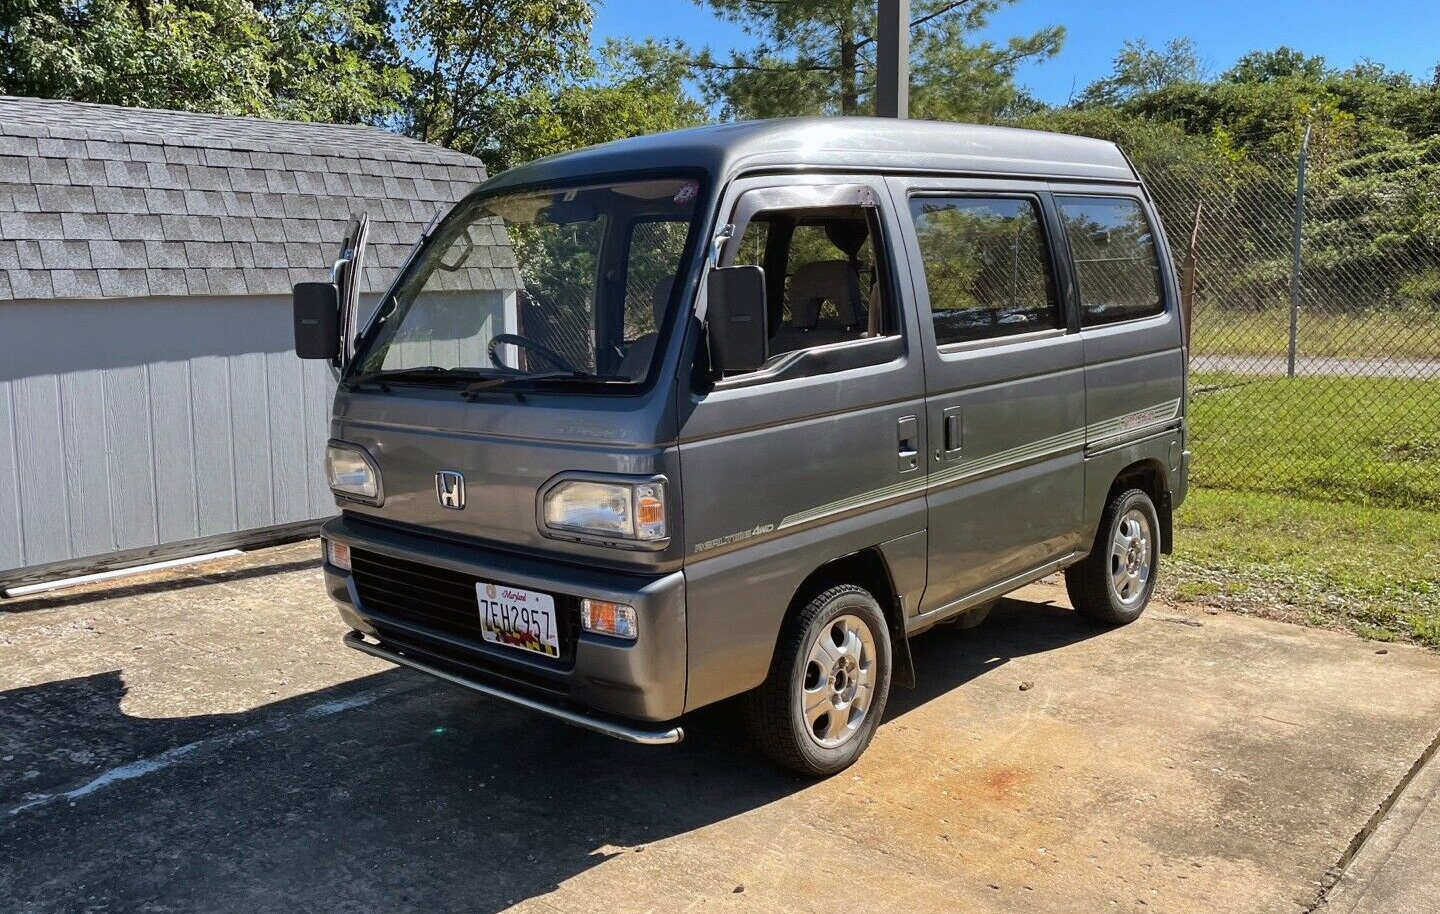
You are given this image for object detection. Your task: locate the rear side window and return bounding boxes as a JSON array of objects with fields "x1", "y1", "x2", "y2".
[
  {"x1": 1057, "y1": 196, "x2": 1165, "y2": 326},
  {"x1": 908, "y1": 196, "x2": 1060, "y2": 346}
]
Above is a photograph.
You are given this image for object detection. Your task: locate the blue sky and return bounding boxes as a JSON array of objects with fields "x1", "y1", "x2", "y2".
[{"x1": 594, "y1": 1, "x2": 1440, "y2": 104}]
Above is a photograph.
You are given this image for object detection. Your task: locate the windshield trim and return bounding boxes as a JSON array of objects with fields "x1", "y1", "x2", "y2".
[{"x1": 345, "y1": 167, "x2": 712, "y2": 397}]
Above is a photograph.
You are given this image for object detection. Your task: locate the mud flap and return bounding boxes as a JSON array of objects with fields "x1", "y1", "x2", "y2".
[
  {"x1": 1157, "y1": 489, "x2": 1174, "y2": 554},
  {"x1": 889, "y1": 610, "x2": 916, "y2": 689}
]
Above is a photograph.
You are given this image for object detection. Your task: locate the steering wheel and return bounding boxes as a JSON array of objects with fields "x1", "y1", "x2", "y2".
[{"x1": 487, "y1": 333, "x2": 578, "y2": 373}]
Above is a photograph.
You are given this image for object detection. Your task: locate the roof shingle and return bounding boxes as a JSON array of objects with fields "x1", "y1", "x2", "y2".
[{"x1": 1, "y1": 95, "x2": 498, "y2": 302}]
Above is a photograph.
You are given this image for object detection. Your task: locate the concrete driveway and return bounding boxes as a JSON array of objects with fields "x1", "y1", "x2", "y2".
[{"x1": 3, "y1": 543, "x2": 1439, "y2": 914}]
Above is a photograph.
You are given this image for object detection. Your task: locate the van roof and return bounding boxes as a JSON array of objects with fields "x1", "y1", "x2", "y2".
[{"x1": 483, "y1": 117, "x2": 1137, "y2": 194}]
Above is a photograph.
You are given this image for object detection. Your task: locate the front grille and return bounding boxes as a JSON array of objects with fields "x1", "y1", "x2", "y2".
[{"x1": 349, "y1": 548, "x2": 579, "y2": 668}]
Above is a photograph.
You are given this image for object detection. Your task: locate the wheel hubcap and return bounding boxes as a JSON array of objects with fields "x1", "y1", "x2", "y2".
[
  {"x1": 1109, "y1": 508, "x2": 1153, "y2": 606},
  {"x1": 799, "y1": 613, "x2": 877, "y2": 749}
]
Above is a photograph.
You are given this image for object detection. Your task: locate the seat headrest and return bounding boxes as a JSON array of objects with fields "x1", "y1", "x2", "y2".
[{"x1": 788, "y1": 260, "x2": 863, "y2": 329}]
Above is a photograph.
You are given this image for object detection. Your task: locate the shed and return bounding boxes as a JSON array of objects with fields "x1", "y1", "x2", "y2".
[{"x1": 0, "y1": 96, "x2": 504, "y2": 587}]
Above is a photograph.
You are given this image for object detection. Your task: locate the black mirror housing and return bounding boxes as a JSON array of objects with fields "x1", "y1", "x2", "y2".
[
  {"x1": 293, "y1": 282, "x2": 341, "y2": 360},
  {"x1": 707, "y1": 265, "x2": 768, "y2": 373}
]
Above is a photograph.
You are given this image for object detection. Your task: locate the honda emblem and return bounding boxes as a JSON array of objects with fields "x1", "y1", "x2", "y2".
[{"x1": 435, "y1": 471, "x2": 465, "y2": 510}]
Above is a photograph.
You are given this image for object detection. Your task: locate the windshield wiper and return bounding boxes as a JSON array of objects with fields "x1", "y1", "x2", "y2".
[
  {"x1": 346, "y1": 366, "x2": 490, "y2": 391},
  {"x1": 461, "y1": 371, "x2": 628, "y2": 398}
]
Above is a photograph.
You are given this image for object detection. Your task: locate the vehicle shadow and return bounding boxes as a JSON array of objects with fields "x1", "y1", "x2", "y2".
[
  {"x1": 1, "y1": 596, "x2": 1101, "y2": 914},
  {"x1": 888, "y1": 594, "x2": 1105, "y2": 717}
]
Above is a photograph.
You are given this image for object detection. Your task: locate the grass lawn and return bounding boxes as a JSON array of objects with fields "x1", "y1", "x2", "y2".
[
  {"x1": 1191, "y1": 308, "x2": 1440, "y2": 359},
  {"x1": 1162, "y1": 488, "x2": 1440, "y2": 648},
  {"x1": 1189, "y1": 373, "x2": 1440, "y2": 510}
]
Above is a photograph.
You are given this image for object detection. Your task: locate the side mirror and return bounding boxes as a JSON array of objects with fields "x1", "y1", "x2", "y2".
[
  {"x1": 293, "y1": 282, "x2": 340, "y2": 360},
  {"x1": 707, "y1": 265, "x2": 768, "y2": 373}
]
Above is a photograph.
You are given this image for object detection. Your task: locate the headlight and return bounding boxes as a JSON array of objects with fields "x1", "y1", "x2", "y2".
[
  {"x1": 542, "y1": 478, "x2": 667, "y2": 543},
  {"x1": 325, "y1": 442, "x2": 380, "y2": 502}
]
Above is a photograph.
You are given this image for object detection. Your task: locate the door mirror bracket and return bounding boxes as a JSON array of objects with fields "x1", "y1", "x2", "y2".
[{"x1": 293, "y1": 214, "x2": 369, "y2": 370}]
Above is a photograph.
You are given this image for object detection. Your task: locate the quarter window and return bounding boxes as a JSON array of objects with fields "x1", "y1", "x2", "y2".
[
  {"x1": 909, "y1": 196, "x2": 1060, "y2": 346},
  {"x1": 622, "y1": 219, "x2": 689, "y2": 339},
  {"x1": 1058, "y1": 196, "x2": 1165, "y2": 326}
]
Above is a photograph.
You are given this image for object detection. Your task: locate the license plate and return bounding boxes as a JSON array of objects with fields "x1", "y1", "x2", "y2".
[{"x1": 475, "y1": 582, "x2": 560, "y2": 658}]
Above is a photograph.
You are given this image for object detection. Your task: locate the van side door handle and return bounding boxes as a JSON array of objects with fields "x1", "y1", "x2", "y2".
[
  {"x1": 942, "y1": 406, "x2": 962, "y2": 459},
  {"x1": 897, "y1": 415, "x2": 919, "y2": 472}
]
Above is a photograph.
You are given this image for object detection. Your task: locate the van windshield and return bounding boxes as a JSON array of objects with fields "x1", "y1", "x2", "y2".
[{"x1": 351, "y1": 175, "x2": 705, "y2": 389}]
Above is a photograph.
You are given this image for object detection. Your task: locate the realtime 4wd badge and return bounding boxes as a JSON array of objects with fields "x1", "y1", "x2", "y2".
[{"x1": 693, "y1": 524, "x2": 776, "y2": 554}]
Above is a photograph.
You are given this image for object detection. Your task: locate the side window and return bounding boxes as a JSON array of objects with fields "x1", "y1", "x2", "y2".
[
  {"x1": 781, "y1": 224, "x2": 879, "y2": 333},
  {"x1": 722, "y1": 205, "x2": 897, "y2": 372},
  {"x1": 1057, "y1": 196, "x2": 1164, "y2": 326},
  {"x1": 767, "y1": 207, "x2": 894, "y2": 357},
  {"x1": 909, "y1": 196, "x2": 1061, "y2": 346}
]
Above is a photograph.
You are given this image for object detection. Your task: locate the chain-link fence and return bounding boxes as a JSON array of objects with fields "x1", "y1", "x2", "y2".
[{"x1": 1135, "y1": 138, "x2": 1440, "y2": 511}]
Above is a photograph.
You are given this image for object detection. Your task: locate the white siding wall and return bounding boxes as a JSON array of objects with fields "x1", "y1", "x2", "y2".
[
  {"x1": 377, "y1": 290, "x2": 514, "y2": 371},
  {"x1": 0, "y1": 295, "x2": 339, "y2": 574}
]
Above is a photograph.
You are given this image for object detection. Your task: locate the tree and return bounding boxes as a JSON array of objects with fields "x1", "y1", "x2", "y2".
[
  {"x1": 909, "y1": 10, "x2": 1063, "y2": 122},
  {"x1": 1079, "y1": 37, "x2": 1203, "y2": 106},
  {"x1": 691, "y1": 0, "x2": 1063, "y2": 121},
  {"x1": 1223, "y1": 47, "x2": 1328, "y2": 85},
  {"x1": 398, "y1": 0, "x2": 593, "y2": 152},
  {"x1": 482, "y1": 39, "x2": 709, "y2": 172},
  {"x1": 264, "y1": 0, "x2": 412, "y2": 124},
  {"x1": 1029, "y1": 39, "x2": 1440, "y2": 320},
  {"x1": 0, "y1": 0, "x2": 410, "y2": 122}
]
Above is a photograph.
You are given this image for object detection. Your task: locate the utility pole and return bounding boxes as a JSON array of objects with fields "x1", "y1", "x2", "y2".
[
  {"x1": 875, "y1": 0, "x2": 910, "y2": 118},
  {"x1": 1287, "y1": 122, "x2": 1312, "y2": 379}
]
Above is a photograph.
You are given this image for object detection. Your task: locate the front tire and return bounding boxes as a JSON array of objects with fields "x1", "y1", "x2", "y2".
[
  {"x1": 743, "y1": 585, "x2": 892, "y2": 777},
  {"x1": 1065, "y1": 488, "x2": 1161, "y2": 625}
]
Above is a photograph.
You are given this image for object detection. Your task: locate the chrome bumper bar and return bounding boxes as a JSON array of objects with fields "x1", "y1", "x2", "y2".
[{"x1": 342, "y1": 631, "x2": 685, "y2": 746}]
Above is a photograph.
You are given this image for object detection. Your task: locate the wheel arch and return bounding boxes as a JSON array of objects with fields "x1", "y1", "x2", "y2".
[
  {"x1": 1110, "y1": 458, "x2": 1173, "y2": 554},
  {"x1": 787, "y1": 547, "x2": 916, "y2": 689}
]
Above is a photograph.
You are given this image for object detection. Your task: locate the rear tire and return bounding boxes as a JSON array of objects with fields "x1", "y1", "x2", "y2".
[
  {"x1": 743, "y1": 585, "x2": 892, "y2": 777},
  {"x1": 1065, "y1": 488, "x2": 1160, "y2": 625},
  {"x1": 948, "y1": 600, "x2": 995, "y2": 629}
]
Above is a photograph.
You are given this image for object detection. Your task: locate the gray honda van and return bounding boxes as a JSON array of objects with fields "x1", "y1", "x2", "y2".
[{"x1": 294, "y1": 118, "x2": 1189, "y2": 776}]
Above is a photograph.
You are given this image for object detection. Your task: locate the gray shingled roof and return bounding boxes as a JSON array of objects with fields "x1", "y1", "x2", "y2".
[{"x1": 0, "y1": 95, "x2": 515, "y2": 302}]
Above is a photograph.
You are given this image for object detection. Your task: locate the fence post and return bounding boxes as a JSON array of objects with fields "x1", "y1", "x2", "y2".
[
  {"x1": 1181, "y1": 201, "x2": 1203, "y2": 351},
  {"x1": 1287, "y1": 123, "x2": 1312, "y2": 378}
]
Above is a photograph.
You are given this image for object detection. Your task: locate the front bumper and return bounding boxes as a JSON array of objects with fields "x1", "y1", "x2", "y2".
[{"x1": 321, "y1": 515, "x2": 688, "y2": 725}]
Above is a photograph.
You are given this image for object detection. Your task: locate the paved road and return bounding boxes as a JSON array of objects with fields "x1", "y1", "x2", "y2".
[
  {"x1": 1193, "y1": 354, "x2": 1440, "y2": 379},
  {"x1": 4, "y1": 544, "x2": 1440, "y2": 913}
]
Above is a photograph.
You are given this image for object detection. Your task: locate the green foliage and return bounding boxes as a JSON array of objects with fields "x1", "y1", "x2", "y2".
[
  {"x1": 1306, "y1": 133, "x2": 1440, "y2": 300},
  {"x1": 1024, "y1": 41, "x2": 1440, "y2": 321},
  {"x1": 1079, "y1": 37, "x2": 1204, "y2": 107},
  {"x1": 909, "y1": 13, "x2": 1063, "y2": 122},
  {"x1": 0, "y1": 0, "x2": 410, "y2": 122},
  {"x1": 398, "y1": 0, "x2": 592, "y2": 152},
  {"x1": 1223, "y1": 47, "x2": 1328, "y2": 85},
  {"x1": 483, "y1": 38, "x2": 709, "y2": 173},
  {"x1": 692, "y1": 0, "x2": 1062, "y2": 121},
  {"x1": 0, "y1": 0, "x2": 690, "y2": 172}
]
